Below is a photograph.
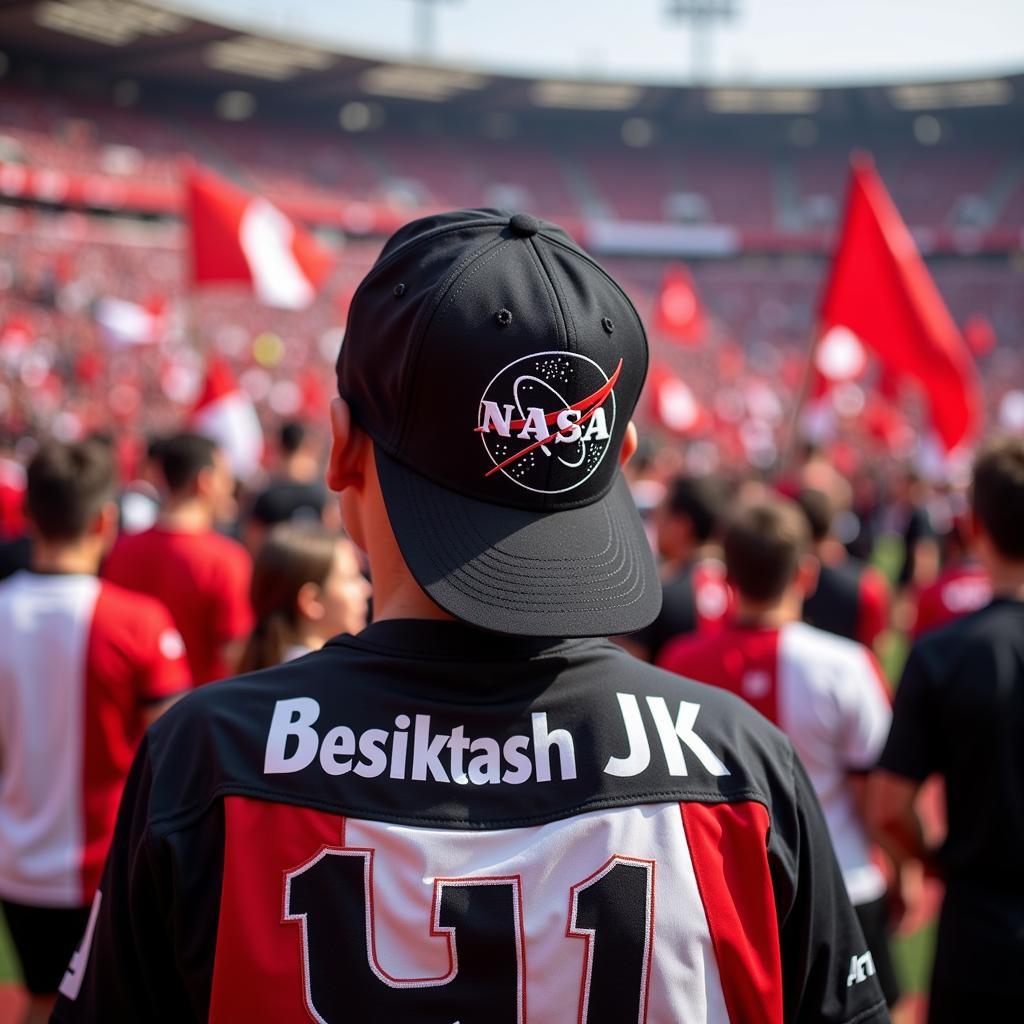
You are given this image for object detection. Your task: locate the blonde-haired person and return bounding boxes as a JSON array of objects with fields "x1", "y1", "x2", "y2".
[{"x1": 239, "y1": 524, "x2": 371, "y2": 672}]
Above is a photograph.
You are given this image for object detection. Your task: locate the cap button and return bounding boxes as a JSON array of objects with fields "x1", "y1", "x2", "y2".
[{"x1": 509, "y1": 212, "x2": 540, "y2": 237}]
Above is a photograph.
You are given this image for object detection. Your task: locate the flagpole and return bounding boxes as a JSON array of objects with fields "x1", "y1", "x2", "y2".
[{"x1": 775, "y1": 320, "x2": 820, "y2": 480}]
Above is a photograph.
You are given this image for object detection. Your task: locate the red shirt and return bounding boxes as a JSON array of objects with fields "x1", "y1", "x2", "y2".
[
  {"x1": 912, "y1": 563, "x2": 991, "y2": 639},
  {"x1": 103, "y1": 527, "x2": 254, "y2": 685},
  {"x1": 0, "y1": 573, "x2": 190, "y2": 904}
]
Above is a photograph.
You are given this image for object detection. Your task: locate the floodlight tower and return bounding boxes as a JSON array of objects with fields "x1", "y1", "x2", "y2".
[
  {"x1": 664, "y1": 0, "x2": 741, "y2": 85},
  {"x1": 410, "y1": 0, "x2": 462, "y2": 59}
]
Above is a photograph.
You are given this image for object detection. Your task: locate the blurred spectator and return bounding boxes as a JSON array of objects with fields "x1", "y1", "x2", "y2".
[
  {"x1": 621, "y1": 474, "x2": 731, "y2": 662},
  {"x1": 103, "y1": 432, "x2": 253, "y2": 685},
  {"x1": 659, "y1": 498, "x2": 900, "y2": 1008},
  {"x1": 798, "y1": 488, "x2": 890, "y2": 655},
  {"x1": 894, "y1": 470, "x2": 940, "y2": 592},
  {"x1": 245, "y1": 420, "x2": 328, "y2": 552},
  {"x1": 117, "y1": 434, "x2": 165, "y2": 536},
  {"x1": 0, "y1": 440, "x2": 187, "y2": 1024},
  {"x1": 871, "y1": 435, "x2": 1024, "y2": 1022},
  {"x1": 911, "y1": 513, "x2": 990, "y2": 638},
  {"x1": 239, "y1": 523, "x2": 370, "y2": 672}
]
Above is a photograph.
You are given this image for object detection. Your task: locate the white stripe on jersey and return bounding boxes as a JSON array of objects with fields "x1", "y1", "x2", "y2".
[
  {"x1": 343, "y1": 804, "x2": 731, "y2": 1023},
  {"x1": 777, "y1": 622, "x2": 891, "y2": 906},
  {"x1": 0, "y1": 572, "x2": 96, "y2": 906}
]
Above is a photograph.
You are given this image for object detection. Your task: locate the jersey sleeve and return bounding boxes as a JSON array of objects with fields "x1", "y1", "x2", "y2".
[
  {"x1": 137, "y1": 598, "x2": 192, "y2": 702},
  {"x1": 51, "y1": 738, "x2": 196, "y2": 1023},
  {"x1": 837, "y1": 647, "x2": 893, "y2": 772},
  {"x1": 877, "y1": 645, "x2": 936, "y2": 782},
  {"x1": 771, "y1": 751, "x2": 890, "y2": 1024}
]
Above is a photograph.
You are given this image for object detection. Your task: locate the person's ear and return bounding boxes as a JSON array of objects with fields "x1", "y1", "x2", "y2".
[
  {"x1": 295, "y1": 581, "x2": 325, "y2": 622},
  {"x1": 92, "y1": 501, "x2": 119, "y2": 549},
  {"x1": 796, "y1": 553, "x2": 819, "y2": 596},
  {"x1": 619, "y1": 421, "x2": 639, "y2": 468},
  {"x1": 326, "y1": 397, "x2": 368, "y2": 493}
]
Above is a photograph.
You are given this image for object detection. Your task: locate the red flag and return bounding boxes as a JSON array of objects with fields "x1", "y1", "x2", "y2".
[
  {"x1": 648, "y1": 362, "x2": 705, "y2": 436},
  {"x1": 818, "y1": 157, "x2": 982, "y2": 452},
  {"x1": 185, "y1": 165, "x2": 334, "y2": 310},
  {"x1": 654, "y1": 264, "x2": 706, "y2": 346},
  {"x1": 191, "y1": 357, "x2": 264, "y2": 481}
]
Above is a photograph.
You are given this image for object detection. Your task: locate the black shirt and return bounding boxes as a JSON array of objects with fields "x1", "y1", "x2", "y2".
[
  {"x1": 54, "y1": 619, "x2": 887, "y2": 1024},
  {"x1": 629, "y1": 557, "x2": 729, "y2": 661},
  {"x1": 249, "y1": 480, "x2": 327, "y2": 527},
  {"x1": 880, "y1": 598, "x2": 1024, "y2": 885}
]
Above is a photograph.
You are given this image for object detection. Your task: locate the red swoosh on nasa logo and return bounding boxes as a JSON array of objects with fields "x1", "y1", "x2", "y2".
[{"x1": 481, "y1": 358, "x2": 622, "y2": 478}]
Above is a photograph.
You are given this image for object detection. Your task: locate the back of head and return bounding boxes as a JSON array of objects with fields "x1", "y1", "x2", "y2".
[
  {"x1": 665, "y1": 475, "x2": 726, "y2": 544},
  {"x1": 279, "y1": 421, "x2": 307, "y2": 458},
  {"x1": 796, "y1": 488, "x2": 833, "y2": 544},
  {"x1": 724, "y1": 497, "x2": 810, "y2": 603},
  {"x1": 26, "y1": 439, "x2": 115, "y2": 542},
  {"x1": 158, "y1": 433, "x2": 218, "y2": 496},
  {"x1": 240, "y1": 523, "x2": 338, "y2": 673},
  {"x1": 972, "y1": 435, "x2": 1024, "y2": 561}
]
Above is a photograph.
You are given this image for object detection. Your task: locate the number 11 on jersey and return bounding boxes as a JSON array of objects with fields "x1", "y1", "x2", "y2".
[{"x1": 285, "y1": 849, "x2": 655, "y2": 1023}]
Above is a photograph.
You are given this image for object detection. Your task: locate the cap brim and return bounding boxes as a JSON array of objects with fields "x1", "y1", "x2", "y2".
[{"x1": 375, "y1": 445, "x2": 661, "y2": 638}]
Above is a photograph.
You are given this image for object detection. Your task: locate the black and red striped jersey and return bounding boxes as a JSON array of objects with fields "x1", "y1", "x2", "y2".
[{"x1": 53, "y1": 620, "x2": 889, "y2": 1024}]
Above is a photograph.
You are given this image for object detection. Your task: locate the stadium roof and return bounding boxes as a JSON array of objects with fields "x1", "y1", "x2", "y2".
[{"x1": 0, "y1": 0, "x2": 1021, "y2": 124}]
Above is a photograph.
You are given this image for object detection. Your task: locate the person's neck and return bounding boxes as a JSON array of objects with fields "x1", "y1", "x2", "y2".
[
  {"x1": 362, "y1": 528, "x2": 456, "y2": 625},
  {"x1": 283, "y1": 454, "x2": 318, "y2": 485},
  {"x1": 988, "y1": 562, "x2": 1024, "y2": 601},
  {"x1": 732, "y1": 591, "x2": 801, "y2": 629},
  {"x1": 159, "y1": 497, "x2": 213, "y2": 533},
  {"x1": 32, "y1": 540, "x2": 100, "y2": 576}
]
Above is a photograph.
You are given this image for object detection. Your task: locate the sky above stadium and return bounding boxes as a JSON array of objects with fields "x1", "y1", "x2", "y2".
[{"x1": 165, "y1": 0, "x2": 1024, "y2": 85}]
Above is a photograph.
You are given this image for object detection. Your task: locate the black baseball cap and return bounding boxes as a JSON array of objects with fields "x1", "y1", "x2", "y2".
[{"x1": 337, "y1": 208, "x2": 660, "y2": 637}]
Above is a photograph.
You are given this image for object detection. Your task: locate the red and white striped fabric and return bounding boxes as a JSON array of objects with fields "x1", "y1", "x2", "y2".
[
  {"x1": 659, "y1": 620, "x2": 892, "y2": 906},
  {"x1": 186, "y1": 166, "x2": 334, "y2": 310},
  {"x1": 191, "y1": 357, "x2": 265, "y2": 482},
  {"x1": 0, "y1": 572, "x2": 189, "y2": 907},
  {"x1": 93, "y1": 295, "x2": 167, "y2": 348}
]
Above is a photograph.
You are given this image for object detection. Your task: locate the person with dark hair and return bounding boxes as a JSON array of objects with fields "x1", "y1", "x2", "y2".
[
  {"x1": 870, "y1": 435, "x2": 1024, "y2": 1022},
  {"x1": 623, "y1": 474, "x2": 731, "y2": 661},
  {"x1": 0, "y1": 440, "x2": 188, "y2": 1024},
  {"x1": 797, "y1": 488, "x2": 890, "y2": 654},
  {"x1": 239, "y1": 524, "x2": 371, "y2": 673},
  {"x1": 659, "y1": 497, "x2": 900, "y2": 1008},
  {"x1": 54, "y1": 210, "x2": 887, "y2": 1024},
  {"x1": 103, "y1": 432, "x2": 253, "y2": 685},
  {"x1": 245, "y1": 420, "x2": 328, "y2": 553}
]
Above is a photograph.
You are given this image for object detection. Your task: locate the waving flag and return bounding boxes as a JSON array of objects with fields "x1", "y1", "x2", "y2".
[
  {"x1": 191, "y1": 358, "x2": 264, "y2": 481},
  {"x1": 817, "y1": 157, "x2": 982, "y2": 452},
  {"x1": 649, "y1": 362, "x2": 704, "y2": 436},
  {"x1": 185, "y1": 166, "x2": 334, "y2": 310}
]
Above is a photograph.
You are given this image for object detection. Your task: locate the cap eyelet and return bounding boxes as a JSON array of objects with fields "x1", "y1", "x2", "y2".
[
  {"x1": 602, "y1": 316, "x2": 615, "y2": 334},
  {"x1": 393, "y1": 282, "x2": 406, "y2": 297},
  {"x1": 495, "y1": 308, "x2": 513, "y2": 328}
]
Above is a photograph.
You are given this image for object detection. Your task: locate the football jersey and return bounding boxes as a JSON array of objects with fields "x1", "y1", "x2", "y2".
[
  {"x1": 658, "y1": 621, "x2": 892, "y2": 907},
  {"x1": 0, "y1": 571, "x2": 189, "y2": 907},
  {"x1": 911, "y1": 563, "x2": 990, "y2": 639},
  {"x1": 802, "y1": 560, "x2": 889, "y2": 650},
  {"x1": 103, "y1": 526, "x2": 254, "y2": 685},
  {"x1": 54, "y1": 620, "x2": 888, "y2": 1024},
  {"x1": 629, "y1": 557, "x2": 732, "y2": 661}
]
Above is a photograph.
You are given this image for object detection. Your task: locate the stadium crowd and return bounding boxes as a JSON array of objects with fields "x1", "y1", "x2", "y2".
[{"x1": 0, "y1": 395, "x2": 1021, "y2": 1020}]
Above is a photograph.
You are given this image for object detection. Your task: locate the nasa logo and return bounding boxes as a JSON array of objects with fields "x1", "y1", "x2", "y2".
[{"x1": 476, "y1": 351, "x2": 622, "y2": 494}]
